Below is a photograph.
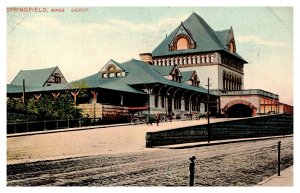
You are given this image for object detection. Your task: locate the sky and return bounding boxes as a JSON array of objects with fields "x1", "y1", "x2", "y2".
[{"x1": 6, "y1": 7, "x2": 294, "y2": 105}]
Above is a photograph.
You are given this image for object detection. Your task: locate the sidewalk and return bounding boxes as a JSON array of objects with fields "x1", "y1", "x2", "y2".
[{"x1": 256, "y1": 166, "x2": 293, "y2": 186}]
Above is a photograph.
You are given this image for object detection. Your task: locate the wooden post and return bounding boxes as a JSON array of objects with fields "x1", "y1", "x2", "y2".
[
  {"x1": 52, "y1": 92, "x2": 60, "y2": 100},
  {"x1": 71, "y1": 91, "x2": 79, "y2": 107},
  {"x1": 34, "y1": 94, "x2": 42, "y2": 101},
  {"x1": 120, "y1": 94, "x2": 123, "y2": 105},
  {"x1": 278, "y1": 141, "x2": 281, "y2": 176},
  {"x1": 189, "y1": 156, "x2": 196, "y2": 186},
  {"x1": 91, "y1": 90, "x2": 98, "y2": 104}
]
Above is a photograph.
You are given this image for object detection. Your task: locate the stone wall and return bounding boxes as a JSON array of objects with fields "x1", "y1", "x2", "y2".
[{"x1": 145, "y1": 114, "x2": 293, "y2": 147}]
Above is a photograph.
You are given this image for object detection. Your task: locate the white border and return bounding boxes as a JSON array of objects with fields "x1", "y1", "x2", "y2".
[{"x1": 1, "y1": 1, "x2": 299, "y2": 193}]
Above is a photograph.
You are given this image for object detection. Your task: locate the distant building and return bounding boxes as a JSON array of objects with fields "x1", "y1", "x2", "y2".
[{"x1": 7, "y1": 66, "x2": 70, "y2": 100}]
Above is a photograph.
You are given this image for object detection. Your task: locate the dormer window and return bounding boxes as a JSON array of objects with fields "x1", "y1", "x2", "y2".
[
  {"x1": 100, "y1": 60, "x2": 126, "y2": 79},
  {"x1": 191, "y1": 77, "x2": 199, "y2": 87},
  {"x1": 170, "y1": 34, "x2": 196, "y2": 51},
  {"x1": 171, "y1": 68, "x2": 182, "y2": 83},
  {"x1": 228, "y1": 40, "x2": 236, "y2": 53},
  {"x1": 191, "y1": 74, "x2": 200, "y2": 87},
  {"x1": 177, "y1": 37, "x2": 189, "y2": 50},
  {"x1": 53, "y1": 73, "x2": 61, "y2": 83},
  {"x1": 169, "y1": 23, "x2": 196, "y2": 51}
]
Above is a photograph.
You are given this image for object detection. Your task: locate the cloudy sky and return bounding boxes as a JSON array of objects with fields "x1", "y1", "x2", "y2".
[{"x1": 6, "y1": 7, "x2": 293, "y2": 105}]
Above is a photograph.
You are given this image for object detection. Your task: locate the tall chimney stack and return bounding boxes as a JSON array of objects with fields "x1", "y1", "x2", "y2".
[{"x1": 139, "y1": 53, "x2": 153, "y2": 65}]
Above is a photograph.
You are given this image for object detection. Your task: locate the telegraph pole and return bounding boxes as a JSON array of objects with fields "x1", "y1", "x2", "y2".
[
  {"x1": 206, "y1": 78, "x2": 211, "y2": 143},
  {"x1": 22, "y1": 79, "x2": 25, "y2": 104}
]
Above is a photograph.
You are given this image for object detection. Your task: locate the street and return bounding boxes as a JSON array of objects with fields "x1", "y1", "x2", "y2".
[
  {"x1": 7, "y1": 118, "x2": 240, "y2": 164},
  {"x1": 7, "y1": 136, "x2": 293, "y2": 186}
]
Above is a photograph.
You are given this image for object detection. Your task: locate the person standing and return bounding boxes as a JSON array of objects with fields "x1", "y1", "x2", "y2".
[{"x1": 156, "y1": 113, "x2": 160, "y2": 126}]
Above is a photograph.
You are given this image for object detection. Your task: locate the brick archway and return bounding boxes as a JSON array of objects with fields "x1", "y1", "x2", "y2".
[{"x1": 223, "y1": 99, "x2": 257, "y2": 117}]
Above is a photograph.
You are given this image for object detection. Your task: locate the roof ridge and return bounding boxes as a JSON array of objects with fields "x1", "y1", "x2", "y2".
[
  {"x1": 20, "y1": 66, "x2": 57, "y2": 72},
  {"x1": 189, "y1": 13, "x2": 225, "y2": 50}
]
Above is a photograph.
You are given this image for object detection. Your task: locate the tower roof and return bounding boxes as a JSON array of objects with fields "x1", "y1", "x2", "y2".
[{"x1": 152, "y1": 13, "x2": 247, "y2": 63}]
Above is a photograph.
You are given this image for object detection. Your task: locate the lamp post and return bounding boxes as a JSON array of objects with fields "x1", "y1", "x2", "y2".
[{"x1": 206, "y1": 77, "x2": 211, "y2": 143}]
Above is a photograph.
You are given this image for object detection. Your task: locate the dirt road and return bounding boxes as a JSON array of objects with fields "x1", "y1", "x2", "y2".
[{"x1": 7, "y1": 136, "x2": 293, "y2": 186}]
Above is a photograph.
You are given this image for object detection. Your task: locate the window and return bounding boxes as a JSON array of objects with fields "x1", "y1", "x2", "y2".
[
  {"x1": 174, "y1": 97, "x2": 181, "y2": 110},
  {"x1": 192, "y1": 80, "x2": 199, "y2": 87},
  {"x1": 101, "y1": 64, "x2": 124, "y2": 79},
  {"x1": 161, "y1": 96, "x2": 165, "y2": 108},
  {"x1": 191, "y1": 74, "x2": 199, "y2": 87},
  {"x1": 210, "y1": 55, "x2": 214, "y2": 63},
  {"x1": 154, "y1": 95, "x2": 159, "y2": 108},
  {"x1": 177, "y1": 37, "x2": 188, "y2": 50},
  {"x1": 172, "y1": 68, "x2": 181, "y2": 83},
  {"x1": 169, "y1": 33, "x2": 195, "y2": 51},
  {"x1": 191, "y1": 100, "x2": 195, "y2": 111},
  {"x1": 108, "y1": 72, "x2": 115, "y2": 78},
  {"x1": 201, "y1": 56, "x2": 205, "y2": 63},
  {"x1": 229, "y1": 41, "x2": 235, "y2": 53},
  {"x1": 54, "y1": 76, "x2": 61, "y2": 83},
  {"x1": 206, "y1": 55, "x2": 209, "y2": 63},
  {"x1": 185, "y1": 98, "x2": 189, "y2": 111}
]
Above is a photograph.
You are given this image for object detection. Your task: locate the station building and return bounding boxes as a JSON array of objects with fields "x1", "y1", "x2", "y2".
[
  {"x1": 138, "y1": 12, "x2": 291, "y2": 117},
  {"x1": 7, "y1": 12, "x2": 292, "y2": 120}
]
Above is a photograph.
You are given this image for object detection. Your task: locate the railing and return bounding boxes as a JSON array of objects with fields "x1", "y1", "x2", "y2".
[
  {"x1": 219, "y1": 89, "x2": 279, "y2": 99},
  {"x1": 7, "y1": 118, "x2": 102, "y2": 134}
]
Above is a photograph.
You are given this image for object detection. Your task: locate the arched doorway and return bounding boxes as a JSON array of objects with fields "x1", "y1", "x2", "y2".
[
  {"x1": 223, "y1": 99, "x2": 257, "y2": 118},
  {"x1": 227, "y1": 104, "x2": 252, "y2": 117}
]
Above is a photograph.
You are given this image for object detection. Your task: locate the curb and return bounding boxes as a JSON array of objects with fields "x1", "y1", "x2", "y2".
[
  {"x1": 157, "y1": 135, "x2": 293, "y2": 149},
  {"x1": 7, "y1": 123, "x2": 132, "y2": 138}
]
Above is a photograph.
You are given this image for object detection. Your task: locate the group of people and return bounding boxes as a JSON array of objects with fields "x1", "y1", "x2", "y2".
[
  {"x1": 145, "y1": 111, "x2": 211, "y2": 126},
  {"x1": 145, "y1": 113, "x2": 162, "y2": 126}
]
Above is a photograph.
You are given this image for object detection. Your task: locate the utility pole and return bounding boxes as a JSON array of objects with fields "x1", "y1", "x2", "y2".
[
  {"x1": 206, "y1": 78, "x2": 211, "y2": 143},
  {"x1": 22, "y1": 79, "x2": 25, "y2": 104}
]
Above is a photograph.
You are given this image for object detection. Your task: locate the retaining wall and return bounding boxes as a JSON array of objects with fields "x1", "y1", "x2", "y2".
[{"x1": 145, "y1": 114, "x2": 293, "y2": 147}]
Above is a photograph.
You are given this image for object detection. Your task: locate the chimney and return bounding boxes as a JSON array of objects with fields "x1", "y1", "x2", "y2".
[{"x1": 139, "y1": 53, "x2": 153, "y2": 65}]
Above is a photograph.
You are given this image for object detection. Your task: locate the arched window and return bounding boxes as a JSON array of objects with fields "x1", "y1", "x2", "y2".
[
  {"x1": 169, "y1": 34, "x2": 196, "y2": 51},
  {"x1": 177, "y1": 37, "x2": 188, "y2": 50},
  {"x1": 154, "y1": 95, "x2": 159, "y2": 108},
  {"x1": 101, "y1": 64, "x2": 124, "y2": 79},
  {"x1": 228, "y1": 41, "x2": 236, "y2": 53}
]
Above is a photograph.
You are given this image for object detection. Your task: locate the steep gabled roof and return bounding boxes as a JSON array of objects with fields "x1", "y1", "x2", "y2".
[
  {"x1": 181, "y1": 71, "x2": 196, "y2": 82},
  {"x1": 8, "y1": 66, "x2": 71, "y2": 94},
  {"x1": 77, "y1": 59, "x2": 210, "y2": 95},
  {"x1": 153, "y1": 65, "x2": 174, "y2": 76},
  {"x1": 99, "y1": 59, "x2": 129, "y2": 73},
  {"x1": 10, "y1": 66, "x2": 65, "y2": 86},
  {"x1": 215, "y1": 29, "x2": 231, "y2": 48},
  {"x1": 152, "y1": 13, "x2": 247, "y2": 63}
]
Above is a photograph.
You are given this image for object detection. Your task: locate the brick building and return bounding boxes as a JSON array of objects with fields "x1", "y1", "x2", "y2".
[
  {"x1": 7, "y1": 12, "x2": 292, "y2": 120},
  {"x1": 139, "y1": 12, "x2": 292, "y2": 117}
]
